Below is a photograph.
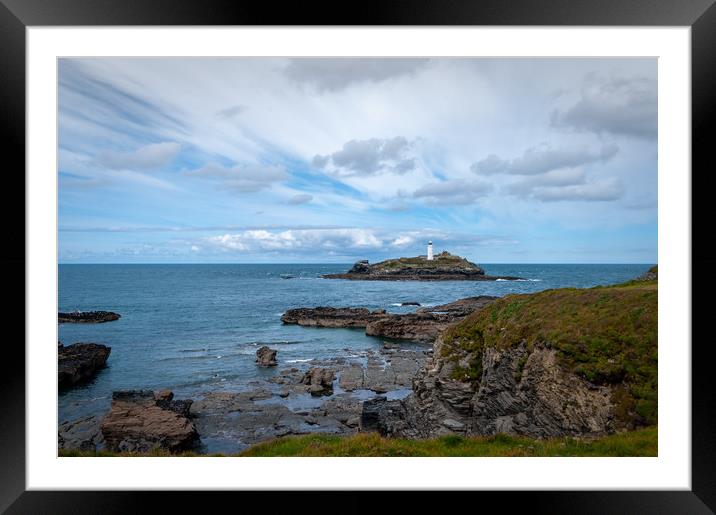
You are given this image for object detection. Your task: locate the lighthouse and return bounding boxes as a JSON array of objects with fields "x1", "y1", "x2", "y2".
[{"x1": 427, "y1": 241, "x2": 434, "y2": 260}]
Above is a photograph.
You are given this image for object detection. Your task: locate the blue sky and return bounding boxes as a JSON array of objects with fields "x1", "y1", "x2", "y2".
[{"x1": 58, "y1": 58, "x2": 657, "y2": 264}]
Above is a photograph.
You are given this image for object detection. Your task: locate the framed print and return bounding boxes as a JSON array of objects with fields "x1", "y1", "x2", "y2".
[{"x1": 3, "y1": 0, "x2": 715, "y2": 512}]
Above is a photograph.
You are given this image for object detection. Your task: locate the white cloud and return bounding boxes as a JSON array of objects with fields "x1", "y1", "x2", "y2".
[
  {"x1": 96, "y1": 142, "x2": 181, "y2": 170},
  {"x1": 208, "y1": 228, "x2": 384, "y2": 252}
]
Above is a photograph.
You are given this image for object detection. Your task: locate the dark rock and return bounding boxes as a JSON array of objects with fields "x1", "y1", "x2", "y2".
[
  {"x1": 58, "y1": 415, "x2": 105, "y2": 451},
  {"x1": 58, "y1": 311, "x2": 121, "y2": 323},
  {"x1": 100, "y1": 390, "x2": 199, "y2": 453},
  {"x1": 281, "y1": 307, "x2": 386, "y2": 328},
  {"x1": 281, "y1": 296, "x2": 497, "y2": 344},
  {"x1": 400, "y1": 302, "x2": 421, "y2": 306},
  {"x1": 256, "y1": 346, "x2": 278, "y2": 367},
  {"x1": 58, "y1": 343, "x2": 111, "y2": 388},
  {"x1": 347, "y1": 260, "x2": 371, "y2": 274},
  {"x1": 301, "y1": 367, "x2": 335, "y2": 396},
  {"x1": 360, "y1": 396, "x2": 388, "y2": 432}
]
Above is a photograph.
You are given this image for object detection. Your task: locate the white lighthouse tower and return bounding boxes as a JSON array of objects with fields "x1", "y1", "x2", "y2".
[{"x1": 427, "y1": 241, "x2": 434, "y2": 260}]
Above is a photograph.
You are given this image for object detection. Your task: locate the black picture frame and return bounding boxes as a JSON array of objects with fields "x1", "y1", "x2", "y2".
[{"x1": 3, "y1": 0, "x2": 714, "y2": 512}]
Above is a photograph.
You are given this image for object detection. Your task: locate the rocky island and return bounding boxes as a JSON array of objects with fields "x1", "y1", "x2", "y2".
[
  {"x1": 58, "y1": 310, "x2": 121, "y2": 323},
  {"x1": 323, "y1": 251, "x2": 522, "y2": 281}
]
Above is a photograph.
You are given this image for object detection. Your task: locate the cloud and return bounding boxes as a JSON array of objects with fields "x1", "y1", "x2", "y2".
[
  {"x1": 216, "y1": 105, "x2": 247, "y2": 119},
  {"x1": 96, "y1": 141, "x2": 181, "y2": 170},
  {"x1": 288, "y1": 193, "x2": 313, "y2": 205},
  {"x1": 472, "y1": 144, "x2": 618, "y2": 176},
  {"x1": 207, "y1": 228, "x2": 384, "y2": 252},
  {"x1": 185, "y1": 162, "x2": 288, "y2": 192},
  {"x1": 313, "y1": 137, "x2": 416, "y2": 177},
  {"x1": 505, "y1": 168, "x2": 587, "y2": 197},
  {"x1": 551, "y1": 75, "x2": 657, "y2": 139},
  {"x1": 531, "y1": 177, "x2": 624, "y2": 202},
  {"x1": 283, "y1": 58, "x2": 430, "y2": 92},
  {"x1": 412, "y1": 179, "x2": 493, "y2": 205}
]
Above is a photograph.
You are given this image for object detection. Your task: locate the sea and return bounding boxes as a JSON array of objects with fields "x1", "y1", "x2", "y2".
[{"x1": 58, "y1": 263, "x2": 651, "y2": 445}]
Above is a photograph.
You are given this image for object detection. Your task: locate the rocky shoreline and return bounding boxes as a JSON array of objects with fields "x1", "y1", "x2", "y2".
[
  {"x1": 58, "y1": 267, "x2": 657, "y2": 455},
  {"x1": 59, "y1": 346, "x2": 430, "y2": 453}
]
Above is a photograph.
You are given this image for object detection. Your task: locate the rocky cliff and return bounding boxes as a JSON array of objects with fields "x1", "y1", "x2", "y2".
[{"x1": 363, "y1": 274, "x2": 658, "y2": 439}]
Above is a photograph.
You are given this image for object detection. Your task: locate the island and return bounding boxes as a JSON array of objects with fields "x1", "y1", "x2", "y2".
[
  {"x1": 58, "y1": 310, "x2": 121, "y2": 323},
  {"x1": 323, "y1": 248, "x2": 522, "y2": 281}
]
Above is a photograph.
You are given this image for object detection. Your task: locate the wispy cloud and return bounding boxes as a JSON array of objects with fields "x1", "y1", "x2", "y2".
[
  {"x1": 472, "y1": 144, "x2": 618, "y2": 176},
  {"x1": 184, "y1": 162, "x2": 288, "y2": 193},
  {"x1": 284, "y1": 58, "x2": 430, "y2": 92},
  {"x1": 413, "y1": 179, "x2": 493, "y2": 205},
  {"x1": 96, "y1": 142, "x2": 181, "y2": 170},
  {"x1": 288, "y1": 193, "x2": 313, "y2": 205}
]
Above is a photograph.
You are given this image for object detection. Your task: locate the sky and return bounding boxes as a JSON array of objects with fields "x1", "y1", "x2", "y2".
[{"x1": 58, "y1": 58, "x2": 657, "y2": 264}]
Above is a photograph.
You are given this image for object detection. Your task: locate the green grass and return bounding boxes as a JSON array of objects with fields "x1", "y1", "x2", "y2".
[
  {"x1": 60, "y1": 427, "x2": 657, "y2": 457},
  {"x1": 442, "y1": 279, "x2": 657, "y2": 427},
  {"x1": 373, "y1": 252, "x2": 478, "y2": 270}
]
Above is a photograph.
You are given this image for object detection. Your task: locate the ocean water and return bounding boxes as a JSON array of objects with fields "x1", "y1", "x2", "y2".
[{"x1": 58, "y1": 263, "x2": 651, "y2": 427}]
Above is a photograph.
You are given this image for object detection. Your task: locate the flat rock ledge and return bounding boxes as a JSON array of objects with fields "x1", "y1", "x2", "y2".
[
  {"x1": 58, "y1": 310, "x2": 121, "y2": 323},
  {"x1": 58, "y1": 342, "x2": 111, "y2": 389},
  {"x1": 100, "y1": 390, "x2": 199, "y2": 453},
  {"x1": 281, "y1": 296, "x2": 497, "y2": 344}
]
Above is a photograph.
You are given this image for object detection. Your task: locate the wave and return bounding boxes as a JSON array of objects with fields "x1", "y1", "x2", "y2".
[{"x1": 286, "y1": 358, "x2": 313, "y2": 363}]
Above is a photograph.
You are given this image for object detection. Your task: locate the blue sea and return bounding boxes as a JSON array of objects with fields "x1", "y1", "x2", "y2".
[{"x1": 58, "y1": 263, "x2": 651, "y2": 430}]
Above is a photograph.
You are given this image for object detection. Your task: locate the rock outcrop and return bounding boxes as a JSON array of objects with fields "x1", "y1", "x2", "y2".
[
  {"x1": 100, "y1": 390, "x2": 199, "y2": 453},
  {"x1": 635, "y1": 265, "x2": 658, "y2": 282},
  {"x1": 323, "y1": 252, "x2": 522, "y2": 281},
  {"x1": 302, "y1": 367, "x2": 336, "y2": 396},
  {"x1": 256, "y1": 346, "x2": 278, "y2": 367},
  {"x1": 281, "y1": 307, "x2": 386, "y2": 328},
  {"x1": 361, "y1": 279, "x2": 658, "y2": 440},
  {"x1": 366, "y1": 343, "x2": 614, "y2": 439},
  {"x1": 58, "y1": 311, "x2": 121, "y2": 323},
  {"x1": 58, "y1": 415, "x2": 105, "y2": 451},
  {"x1": 282, "y1": 296, "x2": 497, "y2": 344},
  {"x1": 58, "y1": 342, "x2": 111, "y2": 388}
]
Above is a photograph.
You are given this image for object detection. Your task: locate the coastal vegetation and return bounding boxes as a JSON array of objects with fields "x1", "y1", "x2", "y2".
[{"x1": 59, "y1": 425, "x2": 657, "y2": 457}]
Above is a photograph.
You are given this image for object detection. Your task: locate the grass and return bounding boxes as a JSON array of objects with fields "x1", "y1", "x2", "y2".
[
  {"x1": 374, "y1": 252, "x2": 478, "y2": 270},
  {"x1": 441, "y1": 277, "x2": 657, "y2": 427},
  {"x1": 59, "y1": 426, "x2": 657, "y2": 457}
]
